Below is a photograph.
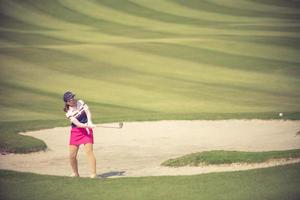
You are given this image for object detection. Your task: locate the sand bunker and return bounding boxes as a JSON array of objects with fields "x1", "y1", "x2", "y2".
[{"x1": 1, "y1": 120, "x2": 300, "y2": 178}]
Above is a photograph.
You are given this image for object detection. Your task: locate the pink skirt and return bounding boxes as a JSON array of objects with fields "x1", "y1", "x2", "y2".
[{"x1": 70, "y1": 127, "x2": 94, "y2": 146}]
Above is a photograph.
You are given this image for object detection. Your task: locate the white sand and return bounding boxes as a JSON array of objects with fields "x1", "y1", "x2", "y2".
[{"x1": 1, "y1": 120, "x2": 300, "y2": 178}]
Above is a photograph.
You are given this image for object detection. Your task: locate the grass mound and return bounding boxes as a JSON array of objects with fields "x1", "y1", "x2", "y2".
[
  {"x1": 162, "y1": 149, "x2": 300, "y2": 167},
  {"x1": 0, "y1": 120, "x2": 68, "y2": 153}
]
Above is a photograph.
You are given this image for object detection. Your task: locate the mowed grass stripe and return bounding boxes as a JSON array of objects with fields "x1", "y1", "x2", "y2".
[
  {"x1": 0, "y1": 84, "x2": 61, "y2": 121},
  {"x1": 2, "y1": 1, "x2": 176, "y2": 37},
  {"x1": 0, "y1": 53, "x2": 186, "y2": 113},
  {"x1": 90, "y1": 0, "x2": 300, "y2": 33},
  {"x1": 0, "y1": 47, "x2": 90, "y2": 64},
  {"x1": 223, "y1": 23, "x2": 300, "y2": 33},
  {"x1": 58, "y1": 0, "x2": 234, "y2": 37},
  {"x1": 209, "y1": 0, "x2": 300, "y2": 14},
  {"x1": 1, "y1": 39, "x2": 298, "y2": 115},
  {"x1": 52, "y1": 43, "x2": 275, "y2": 84},
  {"x1": 2, "y1": 5, "x2": 298, "y2": 41},
  {"x1": 1, "y1": 46, "x2": 297, "y2": 114},
  {"x1": 171, "y1": 0, "x2": 300, "y2": 19},
  {"x1": 20, "y1": 0, "x2": 179, "y2": 39},
  {"x1": 58, "y1": 0, "x2": 197, "y2": 35},
  {"x1": 55, "y1": 42, "x2": 300, "y2": 95},
  {"x1": 0, "y1": 12, "x2": 51, "y2": 31},
  {"x1": 0, "y1": 53, "x2": 154, "y2": 104},
  {"x1": 1, "y1": 1, "x2": 94, "y2": 30},
  {"x1": 129, "y1": 0, "x2": 263, "y2": 22},
  {"x1": 131, "y1": 0, "x2": 299, "y2": 33},
  {"x1": 1, "y1": 0, "x2": 298, "y2": 37},
  {"x1": 112, "y1": 42, "x2": 300, "y2": 77},
  {"x1": 181, "y1": 38, "x2": 300, "y2": 64},
  {"x1": 0, "y1": 81, "x2": 154, "y2": 122},
  {"x1": 251, "y1": 0, "x2": 300, "y2": 9},
  {"x1": 51, "y1": 44, "x2": 300, "y2": 112},
  {"x1": 0, "y1": 30, "x2": 82, "y2": 46},
  {"x1": 92, "y1": 43, "x2": 298, "y2": 88},
  {"x1": 59, "y1": 0, "x2": 230, "y2": 35},
  {"x1": 56, "y1": 0, "x2": 276, "y2": 35},
  {"x1": 134, "y1": 0, "x2": 299, "y2": 33},
  {"x1": 2, "y1": 0, "x2": 217, "y2": 38},
  {"x1": 90, "y1": 0, "x2": 229, "y2": 27},
  {"x1": 221, "y1": 35, "x2": 300, "y2": 50}
]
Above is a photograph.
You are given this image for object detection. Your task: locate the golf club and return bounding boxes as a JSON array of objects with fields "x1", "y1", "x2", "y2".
[{"x1": 96, "y1": 122, "x2": 123, "y2": 129}]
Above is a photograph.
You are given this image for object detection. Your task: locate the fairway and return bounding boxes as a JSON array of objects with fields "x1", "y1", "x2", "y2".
[
  {"x1": 1, "y1": 0, "x2": 300, "y2": 199},
  {"x1": 0, "y1": 0, "x2": 300, "y2": 123}
]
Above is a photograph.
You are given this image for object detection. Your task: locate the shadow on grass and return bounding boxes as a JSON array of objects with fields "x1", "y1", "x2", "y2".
[{"x1": 97, "y1": 171, "x2": 126, "y2": 179}]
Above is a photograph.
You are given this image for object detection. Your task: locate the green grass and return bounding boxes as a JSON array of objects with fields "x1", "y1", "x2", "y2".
[
  {"x1": 0, "y1": 1, "x2": 300, "y2": 199},
  {"x1": 0, "y1": 120, "x2": 67, "y2": 153},
  {"x1": 1, "y1": 163, "x2": 300, "y2": 200},
  {"x1": 0, "y1": 0, "x2": 300, "y2": 152},
  {"x1": 162, "y1": 150, "x2": 300, "y2": 167},
  {"x1": 1, "y1": 0, "x2": 299, "y2": 119}
]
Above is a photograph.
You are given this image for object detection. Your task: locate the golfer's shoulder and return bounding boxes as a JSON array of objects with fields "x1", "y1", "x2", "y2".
[
  {"x1": 78, "y1": 99, "x2": 88, "y2": 109},
  {"x1": 78, "y1": 99, "x2": 84, "y2": 105},
  {"x1": 66, "y1": 109, "x2": 73, "y2": 118}
]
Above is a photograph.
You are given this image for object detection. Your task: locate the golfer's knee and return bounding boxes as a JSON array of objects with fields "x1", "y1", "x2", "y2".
[
  {"x1": 85, "y1": 146, "x2": 93, "y2": 154},
  {"x1": 85, "y1": 146, "x2": 92, "y2": 152},
  {"x1": 69, "y1": 153, "x2": 77, "y2": 160}
]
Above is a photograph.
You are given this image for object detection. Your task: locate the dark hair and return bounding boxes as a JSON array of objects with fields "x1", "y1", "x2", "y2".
[{"x1": 63, "y1": 103, "x2": 69, "y2": 113}]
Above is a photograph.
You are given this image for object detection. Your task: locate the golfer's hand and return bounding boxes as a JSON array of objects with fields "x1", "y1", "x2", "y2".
[{"x1": 87, "y1": 122, "x2": 96, "y2": 128}]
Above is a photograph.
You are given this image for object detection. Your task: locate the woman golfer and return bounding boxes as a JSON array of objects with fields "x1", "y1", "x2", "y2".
[{"x1": 63, "y1": 91, "x2": 97, "y2": 178}]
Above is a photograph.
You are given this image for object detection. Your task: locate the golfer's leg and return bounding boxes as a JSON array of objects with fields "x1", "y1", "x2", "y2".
[
  {"x1": 69, "y1": 145, "x2": 80, "y2": 176},
  {"x1": 84, "y1": 143, "x2": 97, "y2": 177}
]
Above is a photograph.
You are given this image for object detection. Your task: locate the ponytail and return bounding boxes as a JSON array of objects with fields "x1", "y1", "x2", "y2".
[{"x1": 63, "y1": 103, "x2": 69, "y2": 113}]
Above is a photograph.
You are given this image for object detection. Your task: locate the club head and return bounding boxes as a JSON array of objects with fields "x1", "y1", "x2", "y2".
[{"x1": 119, "y1": 122, "x2": 123, "y2": 128}]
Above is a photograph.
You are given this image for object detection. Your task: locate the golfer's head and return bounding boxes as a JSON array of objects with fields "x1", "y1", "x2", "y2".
[{"x1": 63, "y1": 91, "x2": 76, "y2": 106}]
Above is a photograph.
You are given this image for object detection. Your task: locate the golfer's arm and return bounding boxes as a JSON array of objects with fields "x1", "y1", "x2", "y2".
[
  {"x1": 70, "y1": 117, "x2": 88, "y2": 128},
  {"x1": 85, "y1": 107, "x2": 93, "y2": 123}
]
